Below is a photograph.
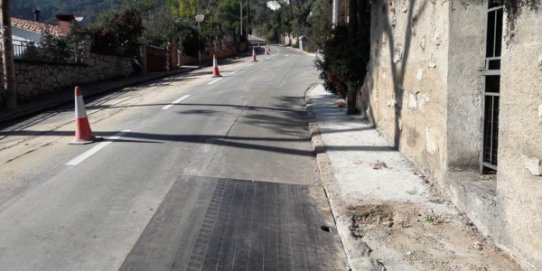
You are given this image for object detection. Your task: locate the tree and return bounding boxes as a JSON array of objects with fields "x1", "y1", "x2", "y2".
[
  {"x1": 215, "y1": 0, "x2": 242, "y2": 42},
  {"x1": 315, "y1": 0, "x2": 371, "y2": 114},
  {"x1": 140, "y1": 7, "x2": 195, "y2": 47},
  {"x1": 251, "y1": 0, "x2": 290, "y2": 42},
  {"x1": 305, "y1": 0, "x2": 332, "y2": 51},
  {"x1": 91, "y1": 8, "x2": 144, "y2": 55}
]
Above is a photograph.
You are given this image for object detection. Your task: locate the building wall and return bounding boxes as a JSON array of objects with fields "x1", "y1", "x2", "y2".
[
  {"x1": 368, "y1": 0, "x2": 449, "y2": 181},
  {"x1": 444, "y1": 1, "x2": 497, "y2": 239},
  {"x1": 366, "y1": 1, "x2": 542, "y2": 269},
  {"x1": 14, "y1": 53, "x2": 133, "y2": 102},
  {"x1": 495, "y1": 8, "x2": 542, "y2": 271},
  {"x1": 446, "y1": 1, "x2": 485, "y2": 172}
]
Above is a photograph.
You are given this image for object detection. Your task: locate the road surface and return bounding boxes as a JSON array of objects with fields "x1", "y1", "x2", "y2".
[{"x1": 0, "y1": 45, "x2": 347, "y2": 271}]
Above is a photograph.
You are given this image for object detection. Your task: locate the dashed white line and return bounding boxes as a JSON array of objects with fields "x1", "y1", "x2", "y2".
[
  {"x1": 66, "y1": 130, "x2": 131, "y2": 166},
  {"x1": 208, "y1": 78, "x2": 223, "y2": 85},
  {"x1": 162, "y1": 95, "x2": 190, "y2": 110},
  {"x1": 247, "y1": 63, "x2": 254, "y2": 67}
]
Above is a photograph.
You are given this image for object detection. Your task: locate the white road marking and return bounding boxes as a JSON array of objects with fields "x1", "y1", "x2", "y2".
[
  {"x1": 162, "y1": 95, "x2": 190, "y2": 110},
  {"x1": 271, "y1": 46, "x2": 280, "y2": 56},
  {"x1": 247, "y1": 63, "x2": 254, "y2": 67},
  {"x1": 66, "y1": 130, "x2": 131, "y2": 166},
  {"x1": 208, "y1": 78, "x2": 223, "y2": 85},
  {"x1": 230, "y1": 71, "x2": 237, "y2": 75},
  {"x1": 284, "y1": 54, "x2": 289, "y2": 56}
]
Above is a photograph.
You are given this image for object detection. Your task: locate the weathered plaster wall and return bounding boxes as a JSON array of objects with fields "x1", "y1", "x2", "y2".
[
  {"x1": 368, "y1": 0, "x2": 449, "y2": 181},
  {"x1": 496, "y1": 9, "x2": 542, "y2": 271},
  {"x1": 446, "y1": 2, "x2": 485, "y2": 171},
  {"x1": 443, "y1": 1, "x2": 495, "y2": 239},
  {"x1": 14, "y1": 53, "x2": 133, "y2": 102},
  {"x1": 367, "y1": 1, "x2": 541, "y2": 269}
]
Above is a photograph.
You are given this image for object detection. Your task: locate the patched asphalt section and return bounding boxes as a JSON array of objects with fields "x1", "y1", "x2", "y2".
[{"x1": 119, "y1": 175, "x2": 344, "y2": 271}]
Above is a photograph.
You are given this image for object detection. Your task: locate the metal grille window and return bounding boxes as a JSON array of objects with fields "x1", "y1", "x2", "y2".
[{"x1": 482, "y1": 1, "x2": 503, "y2": 173}]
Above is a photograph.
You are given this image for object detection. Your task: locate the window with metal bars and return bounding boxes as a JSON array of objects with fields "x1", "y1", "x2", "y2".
[{"x1": 482, "y1": 1, "x2": 503, "y2": 173}]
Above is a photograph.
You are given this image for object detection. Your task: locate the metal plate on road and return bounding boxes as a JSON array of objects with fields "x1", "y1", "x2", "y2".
[{"x1": 120, "y1": 176, "x2": 345, "y2": 271}]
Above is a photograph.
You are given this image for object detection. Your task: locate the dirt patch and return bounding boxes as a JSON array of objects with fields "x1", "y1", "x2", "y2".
[
  {"x1": 350, "y1": 204, "x2": 394, "y2": 238},
  {"x1": 372, "y1": 161, "x2": 389, "y2": 170},
  {"x1": 348, "y1": 203, "x2": 522, "y2": 271}
]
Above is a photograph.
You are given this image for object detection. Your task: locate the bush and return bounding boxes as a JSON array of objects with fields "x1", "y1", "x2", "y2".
[
  {"x1": 315, "y1": 0, "x2": 371, "y2": 99},
  {"x1": 20, "y1": 34, "x2": 73, "y2": 63},
  {"x1": 315, "y1": 25, "x2": 350, "y2": 96}
]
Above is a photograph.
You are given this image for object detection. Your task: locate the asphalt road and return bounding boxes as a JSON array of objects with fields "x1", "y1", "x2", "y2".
[{"x1": 0, "y1": 45, "x2": 347, "y2": 270}]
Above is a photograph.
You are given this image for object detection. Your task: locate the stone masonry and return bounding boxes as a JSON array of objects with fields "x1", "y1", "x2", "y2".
[
  {"x1": 361, "y1": 0, "x2": 542, "y2": 270},
  {"x1": 14, "y1": 52, "x2": 133, "y2": 102}
]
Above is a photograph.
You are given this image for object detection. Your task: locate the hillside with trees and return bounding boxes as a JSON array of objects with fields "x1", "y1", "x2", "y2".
[
  {"x1": 12, "y1": 0, "x2": 336, "y2": 59},
  {"x1": 12, "y1": 0, "x2": 125, "y2": 23}
]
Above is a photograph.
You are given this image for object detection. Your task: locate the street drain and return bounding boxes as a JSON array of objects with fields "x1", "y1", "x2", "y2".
[{"x1": 320, "y1": 225, "x2": 331, "y2": 232}]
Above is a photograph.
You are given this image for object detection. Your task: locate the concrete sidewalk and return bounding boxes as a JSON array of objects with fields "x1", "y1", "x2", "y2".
[
  {"x1": 0, "y1": 66, "x2": 202, "y2": 127},
  {"x1": 306, "y1": 84, "x2": 522, "y2": 271}
]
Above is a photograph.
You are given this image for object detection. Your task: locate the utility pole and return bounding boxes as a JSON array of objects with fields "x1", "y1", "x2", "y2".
[
  {"x1": 246, "y1": 0, "x2": 250, "y2": 35},
  {"x1": 332, "y1": 0, "x2": 339, "y2": 26},
  {"x1": 240, "y1": 0, "x2": 243, "y2": 36},
  {"x1": 0, "y1": 0, "x2": 16, "y2": 109}
]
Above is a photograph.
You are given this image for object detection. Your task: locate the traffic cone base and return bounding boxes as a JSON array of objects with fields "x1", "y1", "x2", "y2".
[
  {"x1": 212, "y1": 54, "x2": 222, "y2": 77},
  {"x1": 69, "y1": 135, "x2": 103, "y2": 145},
  {"x1": 213, "y1": 68, "x2": 222, "y2": 77}
]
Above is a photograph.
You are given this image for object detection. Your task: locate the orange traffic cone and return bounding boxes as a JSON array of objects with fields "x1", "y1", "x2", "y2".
[
  {"x1": 70, "y1": 86, "x2": 101, "y2": 145},
  {"x1": 212, "y1": 54, "x2": 221, "y2": 77},
  {"x1": 251, "y1": 47, "x2": 257, "y2": 62},
  {"x1": 266, "y1": 44, "x2": 270, "y2": 55}
]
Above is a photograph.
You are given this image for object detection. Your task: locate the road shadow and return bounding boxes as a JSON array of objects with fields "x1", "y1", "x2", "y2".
[{"x1": 0, "y1": 94, "x2": 396, "y2": 157}]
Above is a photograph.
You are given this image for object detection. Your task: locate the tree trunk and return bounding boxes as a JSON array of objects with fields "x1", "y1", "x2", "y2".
[
  {"x1": 345, "y1": 0, "x2": 359, "y2": 115},
  {"x1": 347, "y1": 0, "x2": 358, "y2": 45},
  {"x1": 346, "y1": 81, "x2": 359, "y2": 115},
  {"x1": 0, "y1": 0, "x2": 16, "y2": 109}
]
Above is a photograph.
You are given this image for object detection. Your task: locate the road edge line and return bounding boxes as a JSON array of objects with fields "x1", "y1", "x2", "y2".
[{"x1": 66, "y1": 129, "x2": 131, "y2": 166}]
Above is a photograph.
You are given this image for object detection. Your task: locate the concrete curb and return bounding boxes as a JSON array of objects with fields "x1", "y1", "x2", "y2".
[
  {"x1": 305, "y1": 86, "x2": 384, "y2": 271},
  {"x1": 300, "y1": 50, "x2": 318, "y2": 58}
]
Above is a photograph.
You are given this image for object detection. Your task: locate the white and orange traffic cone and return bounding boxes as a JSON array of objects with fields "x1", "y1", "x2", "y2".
[
  {"x1": 70, "y1": 86, "x2": 101, "y2": 145},
  {"x1": 212, "y1": 54, "x2": 221, "y2": 77},
  {"x1": 251, "y1": 47, "x2": 257, "y2": 62},
  {"x1": 266, "y1": 44, "x2": 270, "y2": 55}
]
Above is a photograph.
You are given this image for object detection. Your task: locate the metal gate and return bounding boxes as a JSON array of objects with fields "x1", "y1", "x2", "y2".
[
  {"x1": 145, "y1": 46, "x2": 167, "y2": 72},
  {"x1": 482, "y1": 1, "x2": 503, "y2": 173}
]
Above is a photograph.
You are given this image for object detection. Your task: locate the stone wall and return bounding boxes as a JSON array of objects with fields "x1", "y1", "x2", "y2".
[
  {"x1": 365, "y1": 0, "x2": 542, "y2": 269},
  {"x1": 367, "y1": 0, "x2": 449, "y2": 181},
  {"x1": 14, "y1": 52, "x2": 133, "y2": 102},
  {"x1": 444, "y1": 1, "x2": 492, "y2": 240},
  {"x1": 495, "y1": 8, "x2": 542, "y2": 271}
]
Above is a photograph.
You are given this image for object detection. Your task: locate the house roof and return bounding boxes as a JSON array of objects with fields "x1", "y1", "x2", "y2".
[{"x1": 11, "y1": 17, "x2": 66, "y2": 37}]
